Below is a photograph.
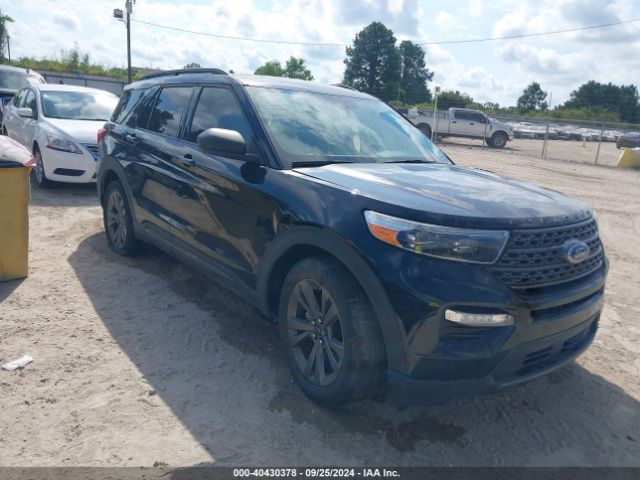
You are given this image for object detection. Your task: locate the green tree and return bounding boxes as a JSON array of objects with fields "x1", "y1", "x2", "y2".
[
  {"x1": 517, "y1": 82, "x2": 548, "y2": 112},
  {"x1": 398, "y1": 40, "x2": 432, "y2": 104},
  {"x1": 184, "y1": 62, "x2": 202, "y2": 69},
  {"x1": 342, "y1": 22, "x2": 401, "y2": 102},
  {"x1": 283, "y1": 57, "x2": 313, "y2": 80},
  {"x1": 0, "y1": 9, "x2": 14, "y2": 63},
  {"x1": 255, "y1": 57, "x2": 314, "y2": 80},
  {"x1": 255, "y1": 60, "x2": 284, "y2": 76},
  {"x1": 563, "y1": 80, "x2": 640, "y2": 123},
  {"x1": 437, "y1": 90, "x2": 475, "y2": 110}
]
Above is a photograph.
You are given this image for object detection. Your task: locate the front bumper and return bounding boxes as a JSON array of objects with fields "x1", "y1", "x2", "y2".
[
  {"x1": 43, "y1": 145, "x2": 97, "y2": 183},
  {"x1": 388, "y1": 314, "x2": 598, "y2": 405},
  {"x1": 357, "y1": 236, "x2": 607, "y2": 404}
]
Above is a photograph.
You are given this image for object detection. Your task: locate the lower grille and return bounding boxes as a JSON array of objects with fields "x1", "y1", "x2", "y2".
[
  {"x1": 489, "y1": 218, "x2": 604, "y2": 288},
  {"x1": 53, "y1": 168, "x2": 85, "y2": 177},
  {"x1": 493, "y1": 317, "x2": 598, "y2": 382}
]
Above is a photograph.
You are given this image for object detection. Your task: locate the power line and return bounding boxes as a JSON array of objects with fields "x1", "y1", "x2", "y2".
[{"x1": 131, "y1": 17, "x2": 640, "y2": 47}]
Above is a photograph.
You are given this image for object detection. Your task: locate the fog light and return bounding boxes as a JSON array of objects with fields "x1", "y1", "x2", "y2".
[{"x1": 445, "y1": 309, "x2": 514, "y2": 326}]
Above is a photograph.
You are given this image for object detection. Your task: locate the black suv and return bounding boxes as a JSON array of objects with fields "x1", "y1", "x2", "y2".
[{"x1": 97, "y1": 69, "x2": 607, "y2": 407}]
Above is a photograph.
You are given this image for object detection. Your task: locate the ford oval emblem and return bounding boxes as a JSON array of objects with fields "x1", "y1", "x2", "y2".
[{"x1": 562, "y1": 240, "x2": 590, "y2": 265}]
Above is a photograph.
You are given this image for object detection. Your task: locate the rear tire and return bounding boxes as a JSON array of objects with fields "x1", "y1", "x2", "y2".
[
  {"x1": 103, "y1": 180, "x2": 141, "y2": 256},
  {"x1": 489, "y1": 132, "x2": 508, "y2": 148},
  {"x1": 278, "y1": 256, "x2": 385, "y2": 407},
  {"x1": 32, "y1": 146, "x2": 53, "y2": 188},
  {"x1": 417, "y1": 123, "x2": 432, "y2": 139}
]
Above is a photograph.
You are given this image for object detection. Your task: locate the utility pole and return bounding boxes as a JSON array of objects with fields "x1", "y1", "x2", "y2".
[
  {"x1": 6, "y1": 34, "x2": 9, "y2": 62},
  {"x1": 126, "y1": 0, "x2": 132, "y2": 83},
  {"x1": 431, "y1": 86, "x2": 440, "y2": 142}
]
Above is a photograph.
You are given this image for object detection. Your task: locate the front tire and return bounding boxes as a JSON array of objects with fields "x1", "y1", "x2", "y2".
[
  {"x1": 103, "y1": 180, "x2": 141, "y2": 256},
  {"x1": 278, "y1": 256, "x2": 385, "y2": 407},
  {"x1": 32, "y1": 146, "x2": 53, "y2": 188},
  {"x1": 489, "y1": 132, "x2": 508, "y2": 148}
]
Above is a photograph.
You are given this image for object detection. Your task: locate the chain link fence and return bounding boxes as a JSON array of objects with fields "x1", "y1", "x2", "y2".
[{"x1": 427, "y1": 112, "x2": 640, "y2": 167}]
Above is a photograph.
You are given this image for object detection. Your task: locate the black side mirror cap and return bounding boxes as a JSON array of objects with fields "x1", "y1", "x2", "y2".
[{"x1": 197, "y1": 128, "x2": 247, "y2": 156}]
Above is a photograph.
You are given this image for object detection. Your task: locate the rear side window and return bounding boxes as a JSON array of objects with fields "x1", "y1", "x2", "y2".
[
  {"x1": 454, "y1": 110, "x2": 471, "y2": 120},
  {"x1": 111, "y1": 88, "x2": 147, "y2": 124},
  {"x1": 147, "y1": 87, "x2": 193, "y2": 138},
  {"x1": 187, "y1": 87, "x2": 252, "y2": 143}
]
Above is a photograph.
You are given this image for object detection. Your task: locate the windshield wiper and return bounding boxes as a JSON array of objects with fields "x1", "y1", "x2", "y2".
[{"x1": 291, "y1": 160, "x2": 354, "y2": 168}]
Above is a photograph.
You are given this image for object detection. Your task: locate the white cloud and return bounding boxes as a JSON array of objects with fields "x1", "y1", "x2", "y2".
[
  {"x1": 52, "y1": 11, "x2": 81, "y2": 31},
  {"x1": 435, "y1": 11, "x2": 454, "y2": 27}
]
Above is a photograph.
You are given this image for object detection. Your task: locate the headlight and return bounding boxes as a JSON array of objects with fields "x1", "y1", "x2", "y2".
[
  {"x1": 46, "y1": 134, "x2": 82, "y2": 154},
  {"x1": 364, "y1": 211, "x2": 510, "y2": 264}
]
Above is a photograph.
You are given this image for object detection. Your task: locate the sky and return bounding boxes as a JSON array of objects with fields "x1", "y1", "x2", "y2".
[{"x1": 2, "y1": 0, "x2": 639, "y2": 106}]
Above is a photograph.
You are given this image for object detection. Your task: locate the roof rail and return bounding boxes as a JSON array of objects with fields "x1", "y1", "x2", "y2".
[
  {"x1": 333, "y1": 83, "x2": 359, "y2": 92},
  {"x1": 141, "y1": 68, "x2": 228, "y2": 80}
]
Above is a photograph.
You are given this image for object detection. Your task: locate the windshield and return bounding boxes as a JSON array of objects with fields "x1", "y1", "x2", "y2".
[
  {"x1": 246, "y1": 86, "x2": 451, "y2": 166},
  {"x1": 40, "y1": 90, "x2": 119, "y2": 121},
  {"x1": 0, "y1": 71, "x2": 29, "y2": 90}
]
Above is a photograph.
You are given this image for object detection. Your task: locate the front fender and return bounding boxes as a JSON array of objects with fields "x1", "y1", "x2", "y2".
[{"x1": 256, "y1": 225, "x2": 410, "y2": 373}]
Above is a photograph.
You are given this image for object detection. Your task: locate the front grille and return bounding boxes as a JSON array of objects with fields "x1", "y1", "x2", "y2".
[
  {"x1": 489, "y1": 218, "x2": 604, "y2": 288},
  {"x1": 82, "y1": 144, "x2": 99, "y2": 160}
]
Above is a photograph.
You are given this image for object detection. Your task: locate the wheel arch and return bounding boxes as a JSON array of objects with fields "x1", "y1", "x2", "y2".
[{"x1": 257, "y1": 226, "x2": 409, "y2": 373}]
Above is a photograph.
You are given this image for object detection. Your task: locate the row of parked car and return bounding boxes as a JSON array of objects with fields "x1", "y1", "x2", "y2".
[
  {"x1": 0, "y1": 65, "x2": 119, "y2": 186},
  {"x1": 506, "y1": 121, "x2": 640, "y2": 149}
]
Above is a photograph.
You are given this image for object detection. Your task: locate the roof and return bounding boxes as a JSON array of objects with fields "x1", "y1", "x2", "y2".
[
  {"x1": 127, "y1": 69, "x2": 372, "y2": 99},
  {"x1": 234, "y1": 75, "x2": 372, "y2": 98},
  {"x1": 0, "y1": 65, "x2": 33, "y2": 74},
  {"x1": 35, "y1": 84, "x2": 118, "y2": 95}
]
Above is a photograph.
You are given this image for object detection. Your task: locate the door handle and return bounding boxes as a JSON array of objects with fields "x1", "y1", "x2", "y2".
[
  {"x1": 181, "y1": 153, "x2": 195, "y2": 166},
  {"x1": 125, "y1": 133, "x2": 137, "y2": 144},
  {"x1": 452, "y1": 120, "x2": 457, "y2": 123},
  {"x1": 470, "y1": 122, "x2": 475, "y2": 125}
]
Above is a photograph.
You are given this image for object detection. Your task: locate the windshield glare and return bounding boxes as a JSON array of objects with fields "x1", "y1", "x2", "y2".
[
  {"x1": 41, "y1": 91, "x2": 119, "y2": 121},
  {"x1": 246, "y1": 87, "x2": 451, "y2": 166}
]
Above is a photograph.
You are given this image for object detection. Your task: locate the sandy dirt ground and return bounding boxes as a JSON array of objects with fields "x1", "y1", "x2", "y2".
[{"x1": 1, "y1": 146, "x2": 639, "y2": 468}]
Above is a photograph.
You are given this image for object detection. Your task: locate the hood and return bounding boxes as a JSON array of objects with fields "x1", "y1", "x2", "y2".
[
  {"x1": 293, "y1": 163, "x2": 592, "y2": 229},
  {"x1": 42, "y1": 118, "x2": 107, "y2": 145}
]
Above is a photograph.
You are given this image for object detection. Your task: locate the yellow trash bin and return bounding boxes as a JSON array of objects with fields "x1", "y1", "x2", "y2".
[{"x1": 0, "y1": 166, "x2": 31, "y2": 281}]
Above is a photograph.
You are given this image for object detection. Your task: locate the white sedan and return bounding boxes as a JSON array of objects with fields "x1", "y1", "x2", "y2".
[{"x1": 2, "y1": 84, "x2": 118, "y2": 187}]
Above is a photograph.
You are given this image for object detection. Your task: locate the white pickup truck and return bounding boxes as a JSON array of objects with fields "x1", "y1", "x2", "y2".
[{"x1": 399, "y1": 107, "x2": 513, "y2": 148}]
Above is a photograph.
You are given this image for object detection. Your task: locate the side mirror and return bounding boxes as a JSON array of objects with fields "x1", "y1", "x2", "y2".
[
  {"x1": 197, "y1": 128, "x2": 247, "y2": 156},
  {"x1": 17, "y1": 107, "x2": 35, "y2": 118}
]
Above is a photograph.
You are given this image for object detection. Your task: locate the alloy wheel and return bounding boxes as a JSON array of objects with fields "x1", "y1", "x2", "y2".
[
  {"x1": 286, "y1": 279, "x2": 344, "y2": 387},
  {"x1": 106, "y1": 189, "x2": 128, "y2": 249}
]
